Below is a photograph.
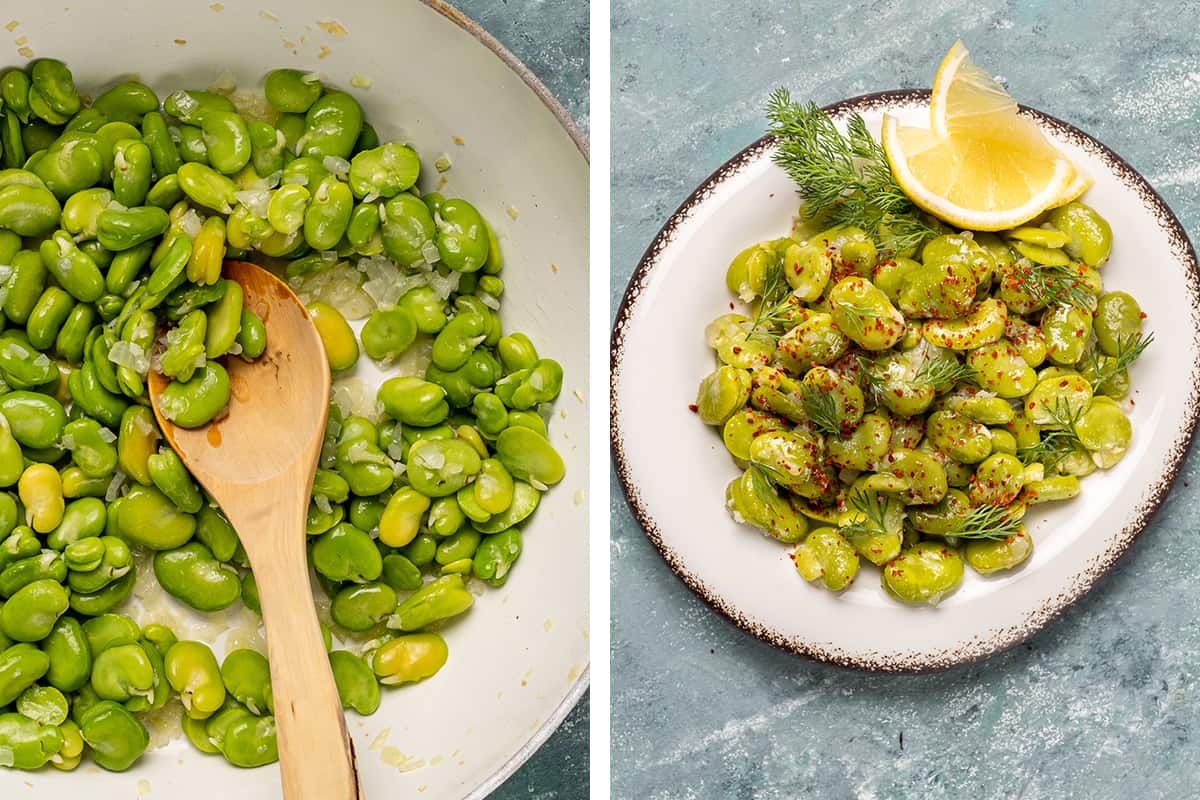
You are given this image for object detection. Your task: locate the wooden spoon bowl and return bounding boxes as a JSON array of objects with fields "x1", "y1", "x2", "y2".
[{"x1": 148, "y1": 260, "x2": 360, "y2": 800}]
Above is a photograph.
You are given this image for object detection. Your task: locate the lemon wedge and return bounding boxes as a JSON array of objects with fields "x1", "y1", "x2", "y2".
[
  {"x1": 884, "y1": 40, "x2": 1076, "y2": 231},
  {"x1": 881, "y1": 114, "x2": 1073, "y2": 232}
]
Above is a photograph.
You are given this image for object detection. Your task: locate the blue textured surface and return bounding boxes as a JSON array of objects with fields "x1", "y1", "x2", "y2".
[
  {"x1": 611, "y1": 2, "x2": 1200, "y2": 798},
  {"x1": 449, "y1": 1, "x2": 589, "y2": 798}
]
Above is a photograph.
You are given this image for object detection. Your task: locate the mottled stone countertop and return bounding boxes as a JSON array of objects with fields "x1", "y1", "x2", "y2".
[
  {"x1": 612, "y1": 1, "x2": 1200, "y2": 798},
  {"x1": 448, "y1": 1, "x2": 588, "y2": 798}
]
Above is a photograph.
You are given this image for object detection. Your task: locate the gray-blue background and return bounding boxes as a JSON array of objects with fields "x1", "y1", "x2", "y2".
[
  {"x1": 612, "y1": 2, "x2": 1200, "y2": 798},
  {"x1": 452, "y1": 1, "x2": 589, "y2": 798}
]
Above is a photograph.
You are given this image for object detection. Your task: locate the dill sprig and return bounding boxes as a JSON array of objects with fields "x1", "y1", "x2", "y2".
[
  {"x1": 1007, "y1": 260, "x2": 1096, "y2": 310},
  {"x1": 766, "y1": 89, "x2": 937, "y2": 254},
  {"x1": 832, "y1": 299, "x2": 887, "y2": 337},
  {"x1": 841, "y1": 489, "x2": 893, "y2": 536},
  {"x1": 1086, "y1": 332, "x2": 1153, "y2": 390},
  {"x1": 1017, "y1": 397, "x2": 1087, "y2": 467},
  {"x1": 798, "y1": 383, "x2": 843, "y2": 436},
  {"x1": 945, "y1": 503, "x2": 1024, "y2": 540},
  {"x1": 745, "y1": 258, "x2": 795, "y2": 340},
  {"x1": 747, "y1": 462, "x2": 788, "y2": 504},
  {"x1": 912, "y1": 355, "x2": 977, "y2": 389}
]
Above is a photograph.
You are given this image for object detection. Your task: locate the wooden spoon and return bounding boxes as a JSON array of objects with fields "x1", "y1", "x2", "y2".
[{"x1": 148, "y1": 261, "x2": 360, "y2": 800}]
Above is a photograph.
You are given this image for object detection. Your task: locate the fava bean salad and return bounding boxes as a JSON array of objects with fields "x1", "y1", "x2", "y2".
[
  {"x1": 696, "y1": 103, "x2": 1149, "y2": 607},
  {"x1": 0, "y1": 60, "x2": 565, "y2": 772}
]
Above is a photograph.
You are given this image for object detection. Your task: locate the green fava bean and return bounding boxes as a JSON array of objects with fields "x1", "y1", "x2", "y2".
[
  {"x1": 312, "y1": 523, "x2": 383, "y2": 583},
  {"x1": 329, "y1": 650, "x2": 380, "y2": 715},
  {"x1": 964, "y1": 527, "x2": 1034, "y2": 574},
  {"x1": 264, "y1": 68, "x2": 322, "y2": 113},
  {"x1": 382, "y1": 193, "x2": 437, "y2": 266},
  {"x1": 495, "y1": 426, "x2": 564, "y2": 487},
  {"x1": 194, "y1": 505, "x2": 238, "y2": 563},
  {"x1": 1074, "y1": 396, "x2": 1132, "y2": 468},
  {"x1": 0, "y1": 643, "x2": 50, "y2": 705},
  {"x1": 221, "y1": 648, "x2": 273, "y2": 714},
  {"x1": 236, "y1": 309, "x2": 268, "y2": 359},
  {"x1": 301, "y1": 92, "x2": 363, "y2": 160},
  {"x1": 966, "y1": 338, "x2": 1037, "y2": 398},
  {"x1": 97, "y1": 205, "x2": 170, "y2": 252},
  {"x1": 68, "y1": 570, "x2": 134, "y2": 617},
  {"x1": 0, "y1": 711, "x2": 62, "y2": 769},
  {"x1": 67, "y1": 537, "x2": 132, "y2": 594},
  {"x1": 163, "y1": 89, "x2": 235, "y2": 124},
  {"x1": 695, "y1": 366, "x2": 752, "y2": 426},
  {"x1": 39, "y1": 231, "x2": 105, "y2": 302},
  {"x1": 1093, "y1": 292, "x2": 1143, "y2": 357},
  {"x1": 154, "y1": 542, "x2": 240, "y2": 612},
  {"x1": 0, "y1": 70, "x2": 31, "y2": 122},
  {"x1": 308, "y1": 301, "x2": 359, "y2": 371},
  {"x1": 118, "y1": 405, "x2": 159, "y2": 485},
  {"x1": 347, "y1": 201, "x2": 383, "y2": 254},
  {"x1": 1041, "y1": 304, "x2": 1093, "y2": 366},
  {"x1": 968, "y1": 453, "x2": 1026, "y2": 506},
  {"x1": 379, "y1": 376, "x2": 449, "y2": 426},
  {"x1": 2, "y1": 579, "x2": 69, "y2": 641},
  {"x1": 196, "y1": 109, "x2": 251, "y2": 175},
  {"x1": 881, "y1": 541, "x2": 964, "y2": 605},
  {"x1": 827, "y1": 413, "x2": 891, "y2": 471},
  {"x1": 178, "y1": 162, "x2": 239, "y2": 214},
  {"x1": 472, "y1": 480, "x2": 540, "y2": 534},
  {"x1": 349, "y1": 142, "x2": 420, "y2": 199},
  {"x1": 90, "y1": 641, "x2": 155, "y2": 705},
  {"x1": 398, "y1": 286, "x2": 448, "y2": 334},
  {"x1": 381, "y1": 553, "x2": 423, "y2": 592},
  {"x1": 111, "y1": 139, "x2": 153, "y2": 207},
  {"x1": 407, "y1": 438, "x2": 482, "y2": 497},
  {"x1": 220, "y1": 713, "x2": 278, "y2": 768},
  {"x1": 91, "y1": 82, "x2": 159, "y2": 126},
  {"x1": 267, "y1": 183, "x2": 310, "y2": 234},
  {"x1": 435, "y1": 528, "x2": 481, "y2": 566},
  {"x1": 377, "y1": 488, "x2": 429, "y2": 549},
  {"x1": 157, "y1": 361, "x2": 231, "y2": 429},
  {"x1": 331, "y1": 581, "x2": 398, "y2": 631},
  {"x1": 79, "y1": 699, "x2": 149, "y2": 771},
  {"x1": 898, "y1": 259, "x2": 977, "y2": 320},
  {"x1": 1047, "y1": 202, "x2": 1112, "y2": 268},
  {"x1": 792, "y1": 527, "x2": 860, "y2": 591},
  {"x1": 434, "y1": 198, "x2": 490, "y2": 272},
  {"x1": 0, "y1": 550, "x2": 66, "y2": 596},
  {"x1": 387, "y1": 574, "x2": 473, "y2": 632},
  {"x1": 165, "y1": 640, "x2": 226, "y2": 719},
  {"x1": 146, "y1": 449, "x2": 203, "y2": 514},
  {"x1": 927, "y1": 410, "x2": 992, "y2": 464},
  {"x1": 177, "y1": 124, "x2": 209, "y2": 163},
  {"x1": 361, "y1": 308, "x2": 417, "y2": 361},
  {"x1": 240, "y1": 571, "x2": 260, "y2": 613},
  {"x1": 31, "y1": 140, "x2": 104, "y2": 200},
  {"x1": 473, "y1": 528, "x2": 523, "y2": 586},
  {"x1": 16, "y1": 685, "x2": 67, "y2": 728},
  {"x1": 371, "y1": 632, "x2": 448, "y2": 685},
  {"x1": 725, "y1": 467, "x2": 809, "y2": 543},
  {"x1": 142, "y1": 111, "x2": 183, "y2": 176},
  {"x1": 25, "y1": 286, "x2": 73, "y2": 351},
  {"x1": 42, "y1": 615, "x2": 92, "y2": 692},
  {"x1": 497, "y1": 332, "x2": 538, "y2": 373},
  {"x1": 55, "y1": 303, "x2": 97, "y2": 365},
  {"x1": 160, "y1": 309, "x2": 207, "y2": 382},
  {"x1": 0, "y1": 182, "x2": 61, "y2": 237},
  {"x1": 0, "y1": 332, "x2": 57, "y2": 389},
  {"x1": 49, "y1": 496, "x2": 105, "y2": 554},
  {"x1": 30, "y1": 60, "x2": 80, "y2": 117},
  {"x1": 204, "y1": 279, "x2": 243, "y2": 359},
  {"x1": 3, "y1": 250, "x2": 47, "y2": 324},
  {"x1": 117, "y1": 484, "x2": 196, "y2": 550},
  {"x1": 303, "y1": 175, "x2": 354, "y2": 251},
  {"x1": 0, "y1": 391, "x2": 65, "y2": 449},
  {"x1": 828, "y1": 276, "x2": 906, "y2": 350},
  {"x1": 61, "y1": 186, "x2": 114, "y2": 238},
  {"x1": 63, "y1": 417, "x2": 119, "y2": 478}
]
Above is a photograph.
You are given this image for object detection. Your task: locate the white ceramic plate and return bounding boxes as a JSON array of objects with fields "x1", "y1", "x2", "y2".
[
  {"x1": 612, "y1": 91, "x2": 1200, "y2": 672},
  {"x1": 1, "y1": 1, "x2": 588, "y2": 797}
]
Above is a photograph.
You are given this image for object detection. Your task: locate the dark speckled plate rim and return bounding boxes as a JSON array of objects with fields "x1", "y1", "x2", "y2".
[
  {"x1": 610, "y1": 88, "x2": 1200, "y2": 674},
  {"x1": 418, "y1": 1, "x2": 590, "y2": 797}
]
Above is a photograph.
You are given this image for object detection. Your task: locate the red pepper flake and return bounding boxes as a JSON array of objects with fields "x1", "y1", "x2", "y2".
[
  {"x1": 1140, "y1": 312, "x2": 1148, "y2": 319},
  {"x1": 729, "y1": 302, "x2": 735, "y2": 310},
  {"x1": 732, "y1": 346, "x2": 742, "y2": 354},
  {"x1": 687, "y1": 404, "x2": 698, "y2": 413}
]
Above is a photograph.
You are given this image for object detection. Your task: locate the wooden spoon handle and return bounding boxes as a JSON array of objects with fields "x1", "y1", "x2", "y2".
[{"x1": 246, "y1": 493, "x2": 361, "y2": 800}]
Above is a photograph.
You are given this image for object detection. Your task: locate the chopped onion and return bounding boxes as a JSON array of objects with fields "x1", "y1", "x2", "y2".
[
  {"x1": 234, "y1": 189, "x2": 271, "y2": 218},
  {"x1": 208, "y1": 69, "x2": 237, "y2": 94},
  {"x1": 529, "y1": 478, "x2": 549, "y2": 492},
  {"x1": 179, "y1": 210, "x2": 205, "y2": 237},
  {"x1": 97, "y1": 427, "x2": 117, "y2": 443},
  {"x1": 105, "y1": 469, "x2": 128, "y2": 502},
  {"x1": 479, "y1": 293, "x2": 501, "y2": 310},
  {"x1": 59, "y1": 433, "x2": 76, "y2": 451},
  {"x1": 313, "y1": 494, "x2": 332, "y2": 515},
  {"x1": 108, "y1": 341, "x2": 149, "y2": 375},
  {"x1": 420, "y1": 240, "x2": 441, "y2": 264},
  {"x1": 322, "y1": 155, "x2": 351, "y2": 180}
]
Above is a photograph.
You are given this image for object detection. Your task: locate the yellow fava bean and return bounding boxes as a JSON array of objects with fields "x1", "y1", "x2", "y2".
[
  {"x1": 1024, "y1": 374, "x2": 1092, "y2": 427},
  {"x1": 1047, "y1": 201, "x2": 1112, "y2": 268},
  {"x1": 721, "y1": 408, "x2": 787, "y2": 463},
  {"x1": 695, "y1": 366, "x2": 751, "y2": 427},
  {"x1": 826, "y1": 413, "x2": 891, "y2": 471},
  {"x1": 781, "y1": 240, "x2": 832, "y2": 301},
  {"x1": 777, "y1": 313, "x2": 849, "y2": 374},
  {"x1": 747, "y1": 430, "x2": 826, "y2": 499},
  {"x1": 19, "y1": 463, "x2": 64, "y2": 532},
  {"x1": 968, "y1": 452, "x2": 1025, "y2": 506},
  {"x1": 923, "y1": 298, "x2": 1006, "y2": 351},
  {"x1": 725, "y1": 467, "x2": 808, "y2": 543},
  {"x1": 926, "y1": 410, "x2": 992, "y2": 464},
  {"x1": 791, "y1": 527, "x2": 859, "y2": 591},
  {"x1": 964, "y1": 528, "x2": 1033, "y2": 574},
  {"x1": 877, "y1": 448, "x2": 947, "y2": 505},
  {"x1": 1004, "y1": 315, "x2": 1048, "y2": 367},
  {"x1": 966, "y1": 339, "x2": 1037, "y2": 399},
  {"x1": 1073, "y1": 396, "x2": 1132, "y2": 468},
  {"x1": 881, "y1": 541, "x2": 964, "y2": 605},
  {"x1": 827, "y1": 277, "x2": 905, "y2": 350},
  {"x1": 704, "y1": 314, "x2": 773, "y2": 369},
  {"x1": 1041, "y1": 304, "x2": 1093, "y2": 366}
]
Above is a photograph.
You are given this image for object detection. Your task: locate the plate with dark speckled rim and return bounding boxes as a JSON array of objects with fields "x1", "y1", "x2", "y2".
[{"x1": 611, "y1": 90, "x2": 1200, "y2": 672}]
